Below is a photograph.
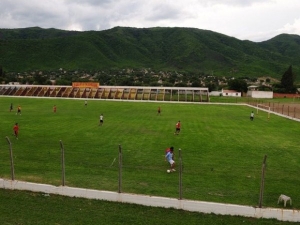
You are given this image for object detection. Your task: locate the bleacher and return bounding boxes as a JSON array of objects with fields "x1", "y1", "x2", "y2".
[{"x1": 0, "y1": 85, "x2": 209, "y2": 102}]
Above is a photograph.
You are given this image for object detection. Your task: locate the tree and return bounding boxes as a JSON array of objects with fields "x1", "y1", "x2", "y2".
[
  {"x1": 281, "y1": 65, "x2": 296, "y2": 93},
  {"x1": 228, "y1": 79, "x2": 248, "y2": 93},
  {"x1": 191, "y1": 81, "x2": 201, "y2": 87},
  {"x1": 0, "y1": 65, "x2": 5, "y2": 83},
  {"x1": 205, "y1": 83, "x2": 217, "y2": 92},
  {"x1": 33, "y1": 73, "x2": 47, "y2": 84}
]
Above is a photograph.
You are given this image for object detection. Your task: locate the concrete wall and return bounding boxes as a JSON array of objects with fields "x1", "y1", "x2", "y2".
[
  {"x1": 1, "y1": 178, "x2": 300, "y2": 222},
  {"x1": 247, "y1": 91, "x2": 273, "y2": 98},
  {"x1": 209, "y1": 91, "x2": 222, "y2": 96},
  {"x1": 273, "y1": 93, "x2": 300, "y2": 98}
]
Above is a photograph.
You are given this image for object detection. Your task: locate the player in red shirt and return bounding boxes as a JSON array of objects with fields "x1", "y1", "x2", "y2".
[
  {"x1": 53, "y1": 105, "x2": 57, "y2": 113},
  {"x1": 13, "y1": 123, "x2": 19, "y2": 139},
  {"x1": 174, "y1": 120, "x2": 181, "y2": 135}
]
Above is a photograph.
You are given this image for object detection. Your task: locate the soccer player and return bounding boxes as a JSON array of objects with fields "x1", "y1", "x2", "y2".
[
  {"x1": 53, "y1": 105, "x2": 57, "y2": 113},
  {"x1": 16, "y1": 105, "x2": 21, "y2": 115},
  {"x1": 10, "y1": 103, "x2": 13, "y2": 112},
  {"x1": 85, "y1": 100, "x2": 87, "y2": 106},
  {"x1": 250, "y1": 111, "x2": 254, "y2": 121},
  {"x1": 99, "y1": 114, "x2": 104, "y2": 126},
  {"x1": 165, "y1": 147, "x2": 175, "y2": 172},
  {"x1": 174, "y1": 120, "x2": 181, "y2": 135},
  {"x1": 157, "y1": 106, "x2": 161, "y2": 115},
  {"x1": 13, "y1": 123, "x2": 19, "y2": 139}
]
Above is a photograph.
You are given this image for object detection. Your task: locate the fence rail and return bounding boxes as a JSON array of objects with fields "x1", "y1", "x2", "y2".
[{"x1": 247, "y1": 99, "x2": 300, "y2": 119}]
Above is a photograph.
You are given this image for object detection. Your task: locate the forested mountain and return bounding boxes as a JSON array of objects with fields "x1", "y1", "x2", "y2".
[{"x1": 0, "y1": 26, "x2": 299, "y2": 79}]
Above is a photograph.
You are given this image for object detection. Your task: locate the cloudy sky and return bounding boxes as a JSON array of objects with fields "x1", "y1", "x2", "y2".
[{"x1": 0, "y1": 0, "x2": 299, "y2": 42}]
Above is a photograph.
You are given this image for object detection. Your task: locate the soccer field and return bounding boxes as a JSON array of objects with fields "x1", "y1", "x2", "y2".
[{"x1": 1, "y1": 96, "x2": 300, "y2": 208}]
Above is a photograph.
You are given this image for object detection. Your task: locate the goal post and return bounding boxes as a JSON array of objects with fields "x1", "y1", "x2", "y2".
[
  {"x1": 257, "y1": 104, "x2": 271, "y2": 119},
  {"x1": 293, "y1": 96, "x2": 300, "y2": 102}
]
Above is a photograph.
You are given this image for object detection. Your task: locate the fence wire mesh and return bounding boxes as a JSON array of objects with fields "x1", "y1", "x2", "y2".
[{"x1": 1, "y1": 140, "x2": 300, "y2": 208}]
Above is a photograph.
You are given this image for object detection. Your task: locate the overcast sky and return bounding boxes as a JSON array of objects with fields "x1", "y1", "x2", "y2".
[{"x1": 0, "y1": 0, "x2": 299, "y2": 42}]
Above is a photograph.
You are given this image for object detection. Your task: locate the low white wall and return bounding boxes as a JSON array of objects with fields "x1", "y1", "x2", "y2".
[
  {"x1": 1, "y1": 178, "x2": 300, "y2": 222},
  {"x1": 209, "y1": 91, "x2": 222, "y2": 96},
  {"x1": 247, "y1": 91, "x2": 273, "y2": 98}
]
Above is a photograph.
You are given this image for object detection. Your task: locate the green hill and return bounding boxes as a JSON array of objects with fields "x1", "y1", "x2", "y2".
[{"x1": 0, "y1": 26, "x2": 299, "y2": 79}]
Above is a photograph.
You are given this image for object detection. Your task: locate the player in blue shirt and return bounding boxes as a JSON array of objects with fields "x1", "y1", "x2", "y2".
[{"x1": 165, "y1": 147, "x2": 176, "y2": 172}]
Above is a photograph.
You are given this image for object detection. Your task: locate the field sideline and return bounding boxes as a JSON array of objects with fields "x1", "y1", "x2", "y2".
[{"x1": 1, "y1": 96, "x2": 300, "y2": 209}]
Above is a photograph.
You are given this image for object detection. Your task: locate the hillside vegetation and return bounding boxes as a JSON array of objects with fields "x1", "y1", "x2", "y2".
[{"x1": 0, "y1": 26, "x2": 300, "y2": 79}]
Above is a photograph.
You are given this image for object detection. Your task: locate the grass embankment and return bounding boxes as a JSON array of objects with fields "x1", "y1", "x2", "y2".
[{"x1": 0, "y1": 189, "x2": 294, "y2": 225}]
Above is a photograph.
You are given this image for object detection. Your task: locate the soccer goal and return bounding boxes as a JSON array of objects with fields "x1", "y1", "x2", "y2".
[
  {"x1": 293, "y1": 96, "x2": 300, "y2": 102},
  {"x1": 257, "y1": 104, "x2": 271, "y2": 119}
]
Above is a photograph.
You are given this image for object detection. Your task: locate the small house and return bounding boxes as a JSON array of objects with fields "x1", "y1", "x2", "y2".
[{"x1": 221, "y1": 89, "x2": 241, "y2": 97}]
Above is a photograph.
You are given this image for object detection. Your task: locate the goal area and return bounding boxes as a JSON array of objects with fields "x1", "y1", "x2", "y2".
[{"x1": 257, "y1": 104, "x2": 271, "y2": 119}]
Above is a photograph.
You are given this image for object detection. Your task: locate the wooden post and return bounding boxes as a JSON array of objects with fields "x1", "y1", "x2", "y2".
[
  {"x1": 192, "y1": 90, "x2": 194, "y2": 102},
  {"x1": 200, "y1": 91, "x2": 202, "y2": 102},
  {"x1": 60, "y1": 140, "x2": 65, "y2": 186},
  {"x1": 259, "y1": 155, "x2": 267, "y2": 208},
  {"x1": 5, "y1": 136, "x2": 15, "y2": 180}
]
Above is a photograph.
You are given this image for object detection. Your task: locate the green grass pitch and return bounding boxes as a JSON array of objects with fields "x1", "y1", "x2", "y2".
[{"x1": 1, "y1": 97, "x2": 300, "y2": 209}]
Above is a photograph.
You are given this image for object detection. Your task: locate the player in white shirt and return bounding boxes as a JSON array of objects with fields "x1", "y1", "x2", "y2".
[{"x1": 99, "y1": 114, "x2": 104, "y2": 126}]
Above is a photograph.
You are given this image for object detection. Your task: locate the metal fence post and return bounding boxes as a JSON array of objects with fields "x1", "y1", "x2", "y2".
[
  {"x1": 60, "y1": 140, "x2": 65, "y2": 186},
  {"x1": 5, "y1": 136, "x2": 15, "y2": 180},
  {"x1": 259, "y1": 155, "x2": 267, "y2": 208},
  {"x1": 179, "y1": 148, "x2": 182, "y2": 200},
  {"x1": 118, "y1": 144, "x2": 122, "y2": 193}
]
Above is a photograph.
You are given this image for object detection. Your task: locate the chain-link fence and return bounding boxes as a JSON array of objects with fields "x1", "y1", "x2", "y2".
[{"x1": 2, "y1": 136, "x2": 299, "y2": 209}]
